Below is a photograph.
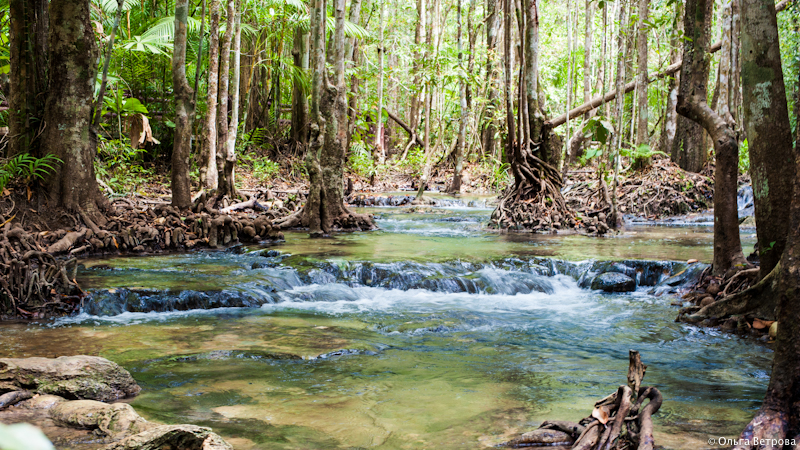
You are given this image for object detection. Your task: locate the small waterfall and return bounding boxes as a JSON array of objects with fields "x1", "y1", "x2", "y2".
[{"x1": 738, "y1": 184, "x2": 754, "y2": 218}]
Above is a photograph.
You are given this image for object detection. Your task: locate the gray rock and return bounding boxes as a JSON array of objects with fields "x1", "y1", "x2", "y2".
[
  {"x1": 591, "y1": 272, "x2": 636, "y2": 292},
  {"x1": 50, "y1": 400, "x2": 150, "y2": 439},
  {"x1": 102, "y1": 424, "x2": 233, "y2": 450},
  {"x1": 0, "y1": 356, "x2": 141, "y2": 401}
]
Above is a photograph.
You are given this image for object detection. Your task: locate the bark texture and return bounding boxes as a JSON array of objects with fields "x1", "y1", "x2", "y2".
[
  {"x1": 216, "y1": 0, "x2": 235, "y2": 194},
  {"x1": 171, "y1": 0, "x2": 196, "y2": 209},
  {"x1": 221, "y1": 4, "x2": 241, "y2": 199},
  {"x1": 41, "y1": 0, "x2": 103, "y2": 213},
  {"x1": 201, "y1": 0, "x2": 221, "y2": 190},
  {"x1": 740, "y1": 0, "x2": 796, "y2": 279},
  {"x1": 677, "y1": 0, "x2": 745, "y2": 276},
  {"x1": 482, "y1": 0, "x2": 500, "y2": 159},
  {"x1": 291, "y1": 28, "x2": 310, "y2": 147},
  {"x1": 633, "y1": 0, "x2": 650, "y2": 169},
  {"x1": 8, "y1": 0, "x2": 49, "y2": 157}
]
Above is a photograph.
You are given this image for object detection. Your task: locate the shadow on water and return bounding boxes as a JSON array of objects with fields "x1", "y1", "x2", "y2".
[{"x1": 0, "y1": 205, "x2": 767, "y2": 449}]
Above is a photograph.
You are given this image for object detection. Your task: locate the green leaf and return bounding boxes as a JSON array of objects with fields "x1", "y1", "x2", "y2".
[{"x1": 122, "y1": 98, "x2": 149, "y2": 115}]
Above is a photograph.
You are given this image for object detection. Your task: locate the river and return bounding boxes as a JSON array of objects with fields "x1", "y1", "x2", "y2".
[{"x1": 0, "y1": 197, "x2": 766, "y2": 449}]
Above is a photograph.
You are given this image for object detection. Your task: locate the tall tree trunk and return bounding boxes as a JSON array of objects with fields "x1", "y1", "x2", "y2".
[
  {"x1": 448, "y1": 0, "x2": 468, "y2": 194},
  {"x1": 281, "y1": 0, "x2": 374, "y2": 235},
  {"x1": 483, "y1": 0, "x2": 500, "y2": 160},
  {"x1": 676, "y1": 0, "x2": 746, "y2": 276},
  {"x1": 608, "y1": 0, "x2": 628, "y2": 229},
  {"x1": 375, "y1": 0, "x2": 386, "y2": 163},
  {"x1": 216, "y1": 0, "x2": 235, "y2": 194},
  {"x1": 201, "y1": 0, "x2": 221, "y2": 189},
  {"x1": 8, "y1": 0, "x2": 48, "y2": 157},
  {"x1": 291, "y1": 27, "x2": 310, "y2": 147},
  {"x1": 503, "y1": 0, "x2": 517, "y2": 183},
  {"x1": 410, "y1": 0, "x2": 426, "y2": 130},
  {"x1": 633, "y1": 0, "x2": 650, "y2": 169},
  {"x1": 670, "y1": 0, "x2": 710, "y2": 174},
  {"x1": 344, "y1": 0, "x2": 363, "y2": 152},
  {"x1": 741, "y1": 0, "x2": 796, "y2": 279},
  {"x1": 93, "y1": 0, "x2": 125, "y2": 128},
  {"x1": 660, "y1": 0, "x2": 682, "y2": 155},
  {"x1": 41, "y1": 0, "x2": 103, "y2": 213},
  {"x1": 221, "y1": 3, "x2": 242, "y2": 198},
  {"x1": 171, "y1": 0, "x2": 195, "y2": 209},
  {"x1": 416, "y1": 0, "x2": 439, "y2": 200}
]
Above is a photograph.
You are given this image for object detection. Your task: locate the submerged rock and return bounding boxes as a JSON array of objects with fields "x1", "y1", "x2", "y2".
[
  {"x1": 0, "y1": 356, "x2": 141, "y2": 401},
  {"x1": 591, "y1": 273, "x2": 636, "y2": 292}
]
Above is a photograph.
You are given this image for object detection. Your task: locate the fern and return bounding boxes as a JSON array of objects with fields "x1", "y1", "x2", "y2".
[{"x1": 0, "y1": 153, "x2": 62, "y2": 193}]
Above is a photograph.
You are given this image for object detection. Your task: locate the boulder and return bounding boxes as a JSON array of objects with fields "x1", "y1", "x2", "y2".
[
  {"x1": 0, "y1": 356, "x2": 141, "y2": 401},
  {"x1": 591, "y1": 272, "x2": 636, "y2": 292},
  {"x1": 50, "y1": 400, "x2": 150, "y2": 439},
  {"x1": 505, "y1": 429, "x2": 574, "y2": 447},
  {"x1": 102, "y1": 424, "x2": 233, "y2": 450}
]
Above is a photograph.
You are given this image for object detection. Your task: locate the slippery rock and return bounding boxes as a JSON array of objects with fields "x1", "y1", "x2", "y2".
[
  {"x1": 50, "y1": 400, "x2": 150, "y2": 439},
  {"x1": 0, "y1": 356, "x2": 141, "y2": 401},
  {"x1": 102, "y1": 424, "x2": 233, "y2": 450},
  {"x1": 591, "y1": 272, "x2": 636, "y2": 292}
]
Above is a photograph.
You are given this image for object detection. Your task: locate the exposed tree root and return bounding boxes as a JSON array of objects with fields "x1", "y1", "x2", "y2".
[
  {"x1": 271, "y1": 206, "x2": 376, "y2": 234},
  {"x1": 677, "y1": 263, "x2": 779, "y2": 328},
  {"x1": 490, "y1": 149, "x2": 580, "y2": 233},
  {"x1": 731, "y1": 409, "x2": 791, "y2": 450},
  {"x1": 503, "y1": 351, "x2": 662, "y2": 450}
]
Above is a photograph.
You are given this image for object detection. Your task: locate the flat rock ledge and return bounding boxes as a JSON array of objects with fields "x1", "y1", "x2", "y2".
[{"x1": 0, "y1": 356, "x2": 232, "y2": 450}]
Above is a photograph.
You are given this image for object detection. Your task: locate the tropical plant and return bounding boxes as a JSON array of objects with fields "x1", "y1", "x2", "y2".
[{"x1": 0, "y1": 153, "x2": 62, "y2": 193}]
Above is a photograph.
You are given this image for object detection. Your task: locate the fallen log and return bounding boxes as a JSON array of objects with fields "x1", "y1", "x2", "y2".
[{"x1": 220, "y1": 196, "x2": 268, "y2": 214}]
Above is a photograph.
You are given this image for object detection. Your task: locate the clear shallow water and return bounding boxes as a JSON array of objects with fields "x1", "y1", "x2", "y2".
[{"x1": 0, "y1": 206, "x2": 766, "y2": 449}]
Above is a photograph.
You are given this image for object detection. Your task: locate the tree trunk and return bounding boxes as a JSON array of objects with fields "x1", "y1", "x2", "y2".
[
  {"x1": 676, "y1": 0, "x2": 746, "y2": 276},
  {"x1": 280, "y1": 0, "x2": 374, "y2": 236},
  {"x1": 608, "y1": 0, "x2": 629, "y2": 229},
  {"x1": 660, "y1": 0, "x2": 682, "y2": 155},
  {"x1": 8, "y1": 0, "x2": 48, "y2": 158},
  {"x1": 375, "y1": 0, "x2": 386, "y2": 164},
  {"x1": 201, "y1": 0, "x2": 221, "y2": 190},
  {"x1": 170, "y1": 0, "x2": 195, "y2": 209},
  {"x1": 40, "y1": 0, "x2": 104, "y2": 214},
  {"x1": 633, "y1": 0, "x2": 650, "y2": 169},
  {"x1": 741, "y1": 0, "x2": 796, "y2": 279},
  {"x1": 448, "y1": 0, "x2": 468, "y2": 194},
  {"x1": 670, "y1": 0, "x2": 710, "y2": 174},
  {"x1": 344, "y1": 0, "x2": 363, "y2": 152},
  {"x1": 416, "y1": 0, "x2": 439, "y2": 201},
  {"x1": 482, "y1": 0, "x2": 500, "y2": 160},
  {"x1": 291, "y1": 27, "x2": 310, "y2": 147},
  {"x1": 221, "y1": 4, "x2": 242, "y2": 199},
  {"x1": 410, "y1": 0, "x2": 426, "y2": 130},
  {"x1": 216, "y1": 0, "x2": 235, "y2": 195}
]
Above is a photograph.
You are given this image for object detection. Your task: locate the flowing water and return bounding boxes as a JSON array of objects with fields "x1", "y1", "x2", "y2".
[{"x1": 0, "y1": 198, "x2": 766, "y2": 449}]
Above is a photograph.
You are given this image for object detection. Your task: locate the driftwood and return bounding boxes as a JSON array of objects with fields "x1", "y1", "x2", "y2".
[
  {"x1": 384, "y1": 107, "x2": 424, "y2": 147},
  {"x1": 220, "y1": 196, "x2": 268, "y2": 214},
  {"x1": 504, "y1": 350, "x2": 662, "y2": 450},
  {"x1": 0, "y1": 390, "x2": 33, "y2": 410}
]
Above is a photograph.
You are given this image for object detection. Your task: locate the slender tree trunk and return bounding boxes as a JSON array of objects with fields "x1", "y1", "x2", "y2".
[
  {"x1": 607, "y1": 0, "x2": 628, "y2": 229},
  {"x1": 740, "y1": 0, "x2": 796, "y2": 279},
  {"x1": 216, "y1": 0, "x2": 235, "y2": 194},
  {"x1": 410, "y1": 0, "x2": 426, "y2": 130},
  {"x1": 448, "y1": 0, "x2": 468, "y2": 194},
  {"x1": 375, "y1": 0, "x2": 386, "y2": 163},
  {"x1": 504, "y1": 0, "x2": 517, "y2": 184},
  {"x1": 633, "y1": 0, "x2": 650, "y2": 169},
  {"x1": 291, "y1": 28, "x2": 310, "y2": 147},
  {"x1": 344, "y1": 0, "x2": 363, "y2": 152},
  {"x1": 170, "y1": 0, "x2": 195, "y2": 209},
  {"x1": 483, "y1": 0, "x2": 500, "y2": 160},
  {"x1": 677, "y1": 0, "x2": 745, "y2": 276},
  {"x1": 660, "y1": 0, "x2": 682, "y2": 155},
  {"x1": 8, "y1": 0, "x2": 48, "y2": 157},
  {"x1": 41, "y1": 0, "x2": 103, "y2": 213},
  {"x1": 416, "y1": 0, "x2": 439, "y2": 200},
  {"x1": 201, "y1": 0, "x2": 221, "y2": 189},
  {"x1": 221, "y1": 3, "x2": 242, "y2": 198},
  {"x1": 93, "y1": 0, "x2": 125, "y2": 128}
]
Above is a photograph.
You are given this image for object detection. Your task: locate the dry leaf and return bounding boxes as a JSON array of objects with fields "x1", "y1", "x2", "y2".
[
  {"x1": 592, "y1": 406, "x2": 610, "y2": 424},
  {"x1": 752, "y1": 318, "x2": 775, "y2": 330}
]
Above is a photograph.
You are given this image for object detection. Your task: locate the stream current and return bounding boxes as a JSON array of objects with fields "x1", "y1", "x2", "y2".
[{"x1": 0, "y1": 197, "x2": 767, "y2": 449}]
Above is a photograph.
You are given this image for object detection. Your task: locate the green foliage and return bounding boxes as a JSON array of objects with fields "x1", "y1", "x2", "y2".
[
  {"x1": 739, "y1": 138, "x2": 750, "y2": 174},
  {"x1": 398, "y1": 148, "x2": 426, "y2": 177},
  {"x1": 95, "y1": 138, "x2": 155, "y2": 194},
  {"x1": 480, "y1": 158, "x2": 511, "y2": 191},
  {"x1": 0, "y1": 153, "x2": 62, "y2": 193},
  {"x1": 620, "y1": 144, "x2": 667, "y2": 163},
  {"x1": 348, "y1": 142, "x2": 377, "y2": 178},
  {"x1": 240, "y1": 151, "x2": 281, "y2": 183}
]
